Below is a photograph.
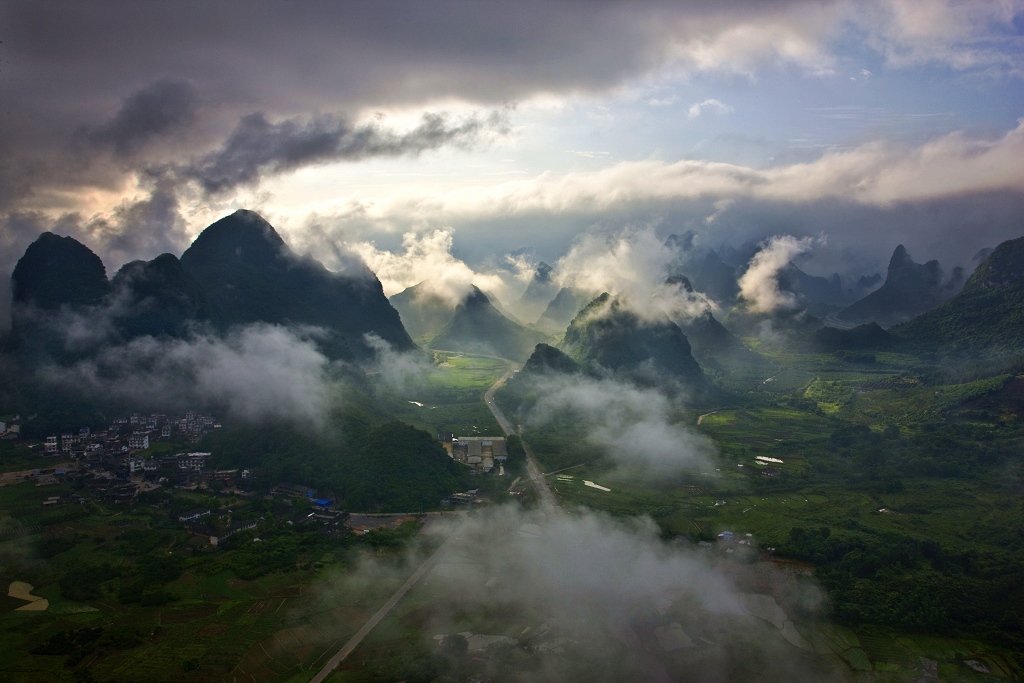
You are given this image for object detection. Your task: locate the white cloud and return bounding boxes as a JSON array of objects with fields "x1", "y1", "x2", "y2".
[
  {"x1": 42, "y1": 324, "x2": 332, "y2": 427},
  {"x1": 526, "y1": 374, "x2": 716, "y2": 476},
  {"x1": 688, "y1": 98, "x2": 734, "y2": 119},
  {"x1": 738, "y1": 235, "x2": 817, "y2": 313},
  {"x1": 345, "y1": 119, "x2": 1024, "y2": 224},
  {"x1": 859, "y1": 0, "x2": 1024, "y2": 75},
  {"x1": 555, "y1": 228, "x2": 716, "y2": 322},
  {"x1": 346, "y1": 228, "x2": 510, "y2": 305}
]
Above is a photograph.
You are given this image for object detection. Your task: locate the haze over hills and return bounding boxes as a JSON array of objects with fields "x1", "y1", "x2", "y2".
[
  {"x1": 388, "y1": 282, "x2": 456, "y2": 340},
  {"x1": 835, "y1": 244, "x2": 964, "y2": 328},
  {"x1": 513, "y1": 261, "x2": 559, "y2": 322},
  {"x1": 665, "y1": 232, "x2": 741, "y2": 306},
  {"x1": 111, "y1": 253, "x2": 211, "y2": 340},
  {"x1": 534, "y1": 286, "x2": 587, "y2": 335},
  {"x1": 431, "y1": 286, "x2": 549, "y2": 362},
  {"x1": 662, "y1": 276, "x2": 753, "y2": 368}
]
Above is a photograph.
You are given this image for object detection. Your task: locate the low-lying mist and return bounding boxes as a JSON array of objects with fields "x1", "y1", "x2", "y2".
[
  {"x1": 40, "y1": 323, "x2": 333, "y2": 427},
  {"x1": 313, "y1": 505, "x2": 849, "y2": 682},
  {"x1": 523, "y1": 373, "x2": 716, "y2": 478}
]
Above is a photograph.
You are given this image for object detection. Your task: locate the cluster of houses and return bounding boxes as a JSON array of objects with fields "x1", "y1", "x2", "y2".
[
  {"x1": 35, "y1": 411, "x2": 220, "y2": 459},
  {"x1": 437, "y1": 433, "x2": 508, "y2": 474}
]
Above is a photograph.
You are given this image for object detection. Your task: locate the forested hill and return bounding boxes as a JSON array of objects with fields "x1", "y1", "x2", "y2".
[
  {"x1": 179, "y1": 210, "x2": 413, "y2": 359},
  {"x1": 203, "y1": 419, "x2": 469, "y2": 513},
  {"x1": 893, "y1": 235, "x2": 1024, "y2": 351},
  {"x1": 560, "y1": 293, "x2": 704, "y2": 385}
]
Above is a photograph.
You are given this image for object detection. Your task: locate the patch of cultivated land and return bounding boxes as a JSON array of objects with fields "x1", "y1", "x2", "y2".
[{"x1": 0, "y1": 477, "x2": 427, "y2": 683}]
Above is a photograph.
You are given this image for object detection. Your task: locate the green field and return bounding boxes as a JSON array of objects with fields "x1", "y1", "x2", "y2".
[
  {"x1": 384, "y1": 353, "x2": 507, "y2": 438},
  {"x1": 0, "y1": 478, "x2": 429, "y2": 683}
]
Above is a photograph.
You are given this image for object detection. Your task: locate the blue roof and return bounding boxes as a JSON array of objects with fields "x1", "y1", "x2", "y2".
[{"x1": 313, "y1": 498, "x2": 332, "y2": 506}]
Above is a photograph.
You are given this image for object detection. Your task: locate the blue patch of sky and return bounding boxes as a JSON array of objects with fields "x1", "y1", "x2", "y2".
[{"x1": 505, "y1": 36, "x2": 1023, "y2": 174}]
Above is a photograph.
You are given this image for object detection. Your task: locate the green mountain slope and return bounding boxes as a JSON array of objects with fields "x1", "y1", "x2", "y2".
[
  {"x1": 521, "y1": 343, "x2": 582, "y2": 376},
  {"x1": 514, "y1": 261, "x2": 559, "y2": 321},
  {"x1": 389, "y1": 283, "x2": 455, "y2": 341},
  {"x1": 12, "y1": 232, "x2": 111, "y2": 310},
  {"x1": 535, "y1": 286, "x2": 586, "y2": 334},
  {"x1": 559, "y1": 293, "x2": 704, "y2": 385},
  {"x1": 894, "y1": 235, "x2": 1024, "y2": 350},
  {"x1": 111, "y1": 253, "x2": 211, "y2": 339},
  {"x1": 431, "y1": 286, "x2": 548, "y2": 362}
]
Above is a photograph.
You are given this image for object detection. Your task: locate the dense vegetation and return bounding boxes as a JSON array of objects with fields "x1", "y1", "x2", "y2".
[{"x1": 204, "y1": 420, "x2": 469, "y2": 513}]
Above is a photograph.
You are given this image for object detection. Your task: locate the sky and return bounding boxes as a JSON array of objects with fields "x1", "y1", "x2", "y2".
[{"x1": 2, "y1": 0, "x2": 1024, "y2": 311}]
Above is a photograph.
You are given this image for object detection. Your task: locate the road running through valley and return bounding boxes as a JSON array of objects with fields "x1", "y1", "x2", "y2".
[
  {"x1": 479, "y1": 356, "x2": 559, "y2": 510},
  {"x1": 432, "y1": 349, "x2": 558, "y2": 509},
  {"x1": 307, "y1": 351, "x2": 556, "y2": 681}
]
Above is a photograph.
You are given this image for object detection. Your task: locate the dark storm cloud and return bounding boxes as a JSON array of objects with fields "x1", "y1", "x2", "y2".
[
  {"x1": 186, "y1": 110, "x2": 509, "y2": 194},
  {"x1": 0, "y1": 0, "x2": 824, "y2": 206},
  {"x1": 81, "y1": 79, "x2": 199, "y2": 157}
]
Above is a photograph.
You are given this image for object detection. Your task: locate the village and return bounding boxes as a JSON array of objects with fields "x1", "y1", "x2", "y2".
[{"x1": 0, "y1": 409, "x2": 488, "y2": 548}]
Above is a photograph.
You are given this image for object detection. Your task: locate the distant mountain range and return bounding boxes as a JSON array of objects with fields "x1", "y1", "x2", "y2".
[
  {"x1": 513, "y1": 261, "x2": 560, "y2": 322},
  {"x1": 11, "y1": 209, "x2": 413, "y2": 361},
  {"x1": 664, "y1": 231, "x2": 881, "y2": 316},
  {"x1": 534, "y1": 287, "x2": 587, "y2": 334},
  {"x1": 835, "y1": 245, "x2": 964, "y2": 328},
  {"x1": 662, "y1": 276, "x2": 756, "y2": 368},
  {"x1": 391, "y1": 282, "x2": 548, "y2": 362}
]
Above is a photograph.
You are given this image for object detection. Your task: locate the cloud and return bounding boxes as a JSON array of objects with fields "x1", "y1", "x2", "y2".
[
  {"x1": 41, "y1": 324, "x2": 331, "y2": 427},
  {"x1": 688, "y1": 98, "x2": 734, "y2": 118},
  {"x1": 185, "y1": 110, "x2": 510, "y2": 195},
  {"x1": 315, "y1": 504, "x2": 839, "y2": 681},
  {"x1": 738, "y1": 235, "x2": 816, "y2": 313},
  {"x1": 859, "y1": 0, "x2": 1024, "y2": 75},
  {"x1": 554, "y1": 228, "x2": 716, "y2": 322},
  {"x1": 346, "y1": 229, "x2": 512, "y2": 305},
  {"x1": 525, "y1": 374, "x2": 715, "y2": 476},
  {"x1": 360, "y1": 120, "x2": 1024, "y2": 222},
  {"x1": 80, "y1": 79, "x2": 199, "y2": 158},
  {"x1": 362, "y1": 333, "x2": 432, "y2": 395}
]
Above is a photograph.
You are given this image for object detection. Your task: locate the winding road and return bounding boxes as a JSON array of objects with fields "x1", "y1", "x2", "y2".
[{"x1": 308, "y1": 351, "x2": 555, "y2": 681}]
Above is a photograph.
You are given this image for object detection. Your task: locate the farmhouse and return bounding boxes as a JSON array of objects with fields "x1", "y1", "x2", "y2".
[{"x1": 179, "y1": 507, "x2": 212, "y2": 523}]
